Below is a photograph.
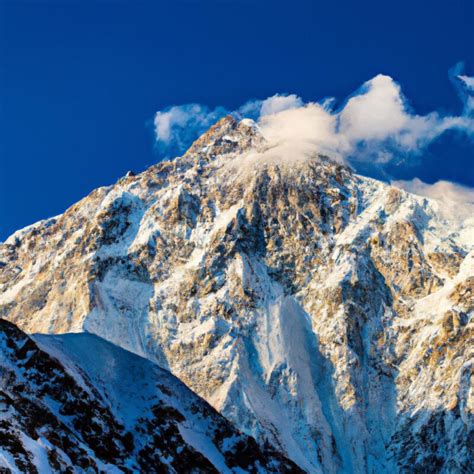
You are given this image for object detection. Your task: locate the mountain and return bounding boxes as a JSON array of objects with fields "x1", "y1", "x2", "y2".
[
  {"x1": 0, "y1": 318, "x2": 300, "y2": 473},
  {"x1": 1, "y1": 116, "x2": 473, "y2": 472}
]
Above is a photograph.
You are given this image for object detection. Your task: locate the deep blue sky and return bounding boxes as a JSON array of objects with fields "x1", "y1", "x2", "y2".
[{"x1": 0, "y1": 0, "x2": 473, "y2": 240}]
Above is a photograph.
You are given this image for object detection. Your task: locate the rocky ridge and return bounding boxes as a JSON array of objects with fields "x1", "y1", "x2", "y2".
[{"x1": 0, "y1": 318, "x2": 300, "y2": 473}]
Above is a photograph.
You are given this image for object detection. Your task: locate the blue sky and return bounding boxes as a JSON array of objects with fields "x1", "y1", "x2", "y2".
[{"x1": 0, "y1": 0, "x2": 473, "y2": 240}]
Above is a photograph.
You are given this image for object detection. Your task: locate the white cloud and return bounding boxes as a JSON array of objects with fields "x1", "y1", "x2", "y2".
[
  {"x1": 260, "y1": 94, "x2": 303, "y2": 116},
  {"x1": 449, "y1": 62, "x2": 474, "y2": 116},
  {"x1": 153, "y1": 104, "x2": 227, "y2": 157},
  {"x1": 339, "y1": 74, "x2": 409, "y2": 142},
  {"x1": 392, "y1": 178, "x2": 474, "y2": 225},
  {"x1": 392, "y1": 178, "x2": 474, "y2": 204},
  {"x1": 253, "y1": 73, "x2": 474, "y2": 166},
  {"x1": 459, "y1": 74, "x2": 474, "y2": 91},
  {"x1": 154, "y1": 105, "x2": 193, "y2": 142},
  {"x1": 257, "y1": 102, "x2": 346, "y2": 162},
  {"x1": 457, "y1": 74, "x2": 474, "y2": 115},
  {"x1": 236, "y1": 100, "x2": 262, "y2": 120},
  {"x1": 336, "y1": 74, "x2": 466, "y2": 152},
  {"x1": 232, "y1": 94, "x2": 304, "y2": 121},
  {"x1": 338, "y1": 74, "x2": 474, "y2": 159}
]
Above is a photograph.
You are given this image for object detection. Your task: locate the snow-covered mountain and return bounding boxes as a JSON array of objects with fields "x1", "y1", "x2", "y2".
[
  {"x1": 0, "y1": 319, "x2": 300, "y2": 473},
  {"x1": 1, "y1": 116, "x2": 473, "y2": 472}
]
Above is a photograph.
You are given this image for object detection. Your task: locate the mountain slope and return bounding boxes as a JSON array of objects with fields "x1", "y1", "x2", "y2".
[
  {"x1": 1, "y1": 116, "x2": 473, "y2": 472},
  {"x1": 0, "y1": 319, "x2": 301, "y2": 473}
]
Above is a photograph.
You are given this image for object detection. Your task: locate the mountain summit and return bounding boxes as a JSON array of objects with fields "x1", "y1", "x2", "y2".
[{"x1": 1, "y1": 116, "x2": 473, "y2": 472}]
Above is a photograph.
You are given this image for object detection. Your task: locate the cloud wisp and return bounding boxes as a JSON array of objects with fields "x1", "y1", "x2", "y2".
[
  {"x1": 392, "y1": 178, "x2": 474, "y2": 205},
  {"x1": 392, "y1": 177, "x2": 474, "y2": 222},
  {"x1": 153, "y1": 104, "x2": 228, "y2": 157},
  {"x1": 449, "y1": 62, "x2": 474, "y2": 116}
]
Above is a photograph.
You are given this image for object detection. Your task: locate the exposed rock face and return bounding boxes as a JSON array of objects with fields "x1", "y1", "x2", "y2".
[
  {"x1": 0, "y1": 319, "x2": 300, "y2": 473},
  {"x1": 1, "y1": 116, "x2": 473, "y2": 472}
]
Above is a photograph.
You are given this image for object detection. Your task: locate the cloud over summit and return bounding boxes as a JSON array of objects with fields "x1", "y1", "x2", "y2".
[
  {"x1": 154, "y1": 70, "x2": 474, "y2": 163},
  {"x1": 152, "y1": 67, "x2": 474, "y2": 201}
]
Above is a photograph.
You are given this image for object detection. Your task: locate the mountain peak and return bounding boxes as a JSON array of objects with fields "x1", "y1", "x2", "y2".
[
  {"x1": 183, "y1": 114, "x2": 264, "y2": 158},
  {"x1": 0, "y1": 109, "x2": 473, "y2": 472}
]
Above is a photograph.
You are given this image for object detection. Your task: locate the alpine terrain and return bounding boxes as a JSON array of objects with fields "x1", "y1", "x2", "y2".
[
  {"x1": 0, "y1": 116, "x2": 473, "y2": 473},
  {"x1": 0, "y1": 318, "x2": 300, "y2": 473}
]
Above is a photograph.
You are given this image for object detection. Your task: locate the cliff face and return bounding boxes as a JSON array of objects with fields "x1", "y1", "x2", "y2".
[{"x1": 1, "y1": 116, "x2": 473, "y2": 472}]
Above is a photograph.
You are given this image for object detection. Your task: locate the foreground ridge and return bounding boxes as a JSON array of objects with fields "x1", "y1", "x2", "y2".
[
  {"x1": 1, "y1": 116, "x2": 473, "y2": 472},
  {"x1": 0, "y1": 319, "x2": 301, "y2": 473}
]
